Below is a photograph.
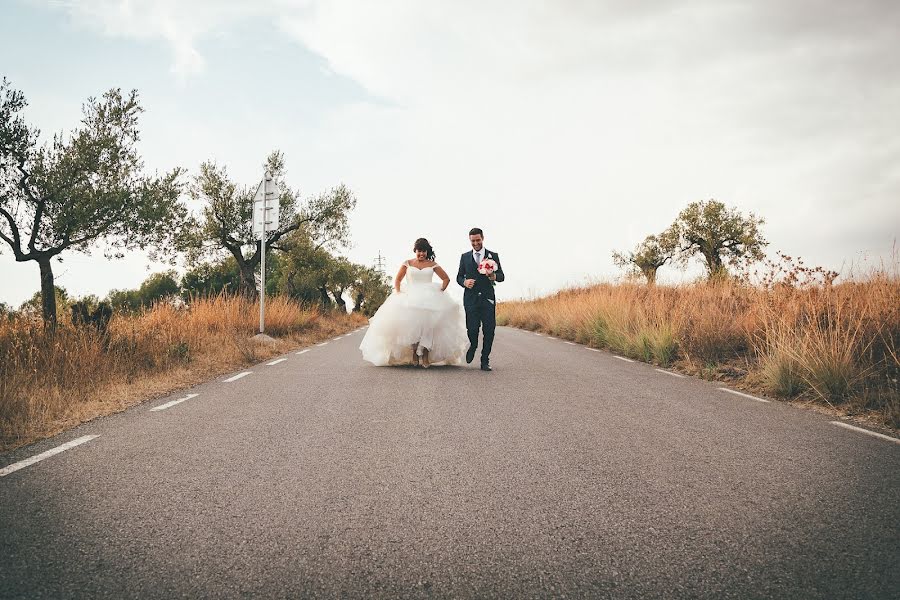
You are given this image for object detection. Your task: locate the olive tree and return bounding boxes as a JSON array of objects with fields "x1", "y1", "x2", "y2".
[
  {"x1": 612, "y1": 232, "x2": 677, "y2": 284},
  {"x1": 668, "y1": 199, "x2": 767, "y2": 279},
  {"x1": 182, "y1": 151, "x2": 356, "y2": 296},
  {"x1": 0, "y1": 79, "x2": 185, "y2": 326}
]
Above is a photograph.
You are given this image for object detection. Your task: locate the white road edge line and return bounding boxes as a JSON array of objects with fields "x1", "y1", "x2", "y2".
[
  {"x1": 0, "y1": 435, "x2": 100, "y2": 478},
  {"x1": 613, "y1": 355, "x2": 634, "y2": 362},
  {"x1": 564, "y1": 341, "x2": 576, "y2": 345},
  {"x1": 333, "y1": 336, "x2": 343, "y2": 341},
  {"x1": 150, "y1": 393, "x2": 199, "y2": 412},
  {"x1": 266, "y1": 358, "x2": 288, "y2": 366},
  {"x1": 223, "y1": 371, "x2": 252, "y2": 382},
  {"x1": 587, "y1": 348, "x2": 601, "y2": 353},
  {"x1": 718, "y1": 388, "x2": 770, "y2": 403},
  {"x1": 296, "y1": 349, "x2": 311, "y2": 355},
  {"x1": 534, "y1": 333, "x2": 543, "y2": 336},
  {"x1": 831, "y1": 422, "x2": 900, "y2": 445},
  {"x1": 655, "y1": 368, "x2": 685, "y2": 378},
  {"x1": 316, "y1": 342, "x2": 329, "y2": 347}
]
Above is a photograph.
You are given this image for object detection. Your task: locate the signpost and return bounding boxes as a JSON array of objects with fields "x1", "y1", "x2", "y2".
[{"x1": 252, "y1": 172, "x2": 279, "y2": 334}]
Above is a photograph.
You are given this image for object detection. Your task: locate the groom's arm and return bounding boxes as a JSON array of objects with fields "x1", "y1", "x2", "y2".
[
  {"x1": 493, "y1": 253, "x2": 505, "y2": 283},
  {"x1": 456, "y1": 254, "x2": 467, "y2": 288}
]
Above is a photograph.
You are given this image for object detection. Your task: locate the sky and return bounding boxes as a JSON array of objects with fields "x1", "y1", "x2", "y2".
[{"x1": 1, "y1": 0, "x2": 898, "y2": 307}]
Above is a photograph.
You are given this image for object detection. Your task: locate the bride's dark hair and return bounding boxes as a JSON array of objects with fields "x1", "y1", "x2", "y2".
[{"x1": 414, "y1": 238, "x2": 436, "y2": 261}]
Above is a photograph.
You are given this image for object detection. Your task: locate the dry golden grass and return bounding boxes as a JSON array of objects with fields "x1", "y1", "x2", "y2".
[
  {"x1": 499, "y1": 271, "x2": 899, "y2": 430},
  {"x1": 0, "y1": 295, "x2": 366, "y2": 451}
]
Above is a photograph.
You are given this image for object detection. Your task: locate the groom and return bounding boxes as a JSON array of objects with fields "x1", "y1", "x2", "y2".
[{"x1": 457, "y1": 227, "x2": 505, "y2": 371}]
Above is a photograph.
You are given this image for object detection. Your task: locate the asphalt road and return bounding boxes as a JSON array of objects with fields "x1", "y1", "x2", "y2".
[{"x1": 1, "y1": 326, "x2": 898, "y2": 599}]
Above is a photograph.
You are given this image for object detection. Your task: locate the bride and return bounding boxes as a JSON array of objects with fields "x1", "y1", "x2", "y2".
[{"x1": 359, "y1": 238, "x2": 468, "y2": 367}]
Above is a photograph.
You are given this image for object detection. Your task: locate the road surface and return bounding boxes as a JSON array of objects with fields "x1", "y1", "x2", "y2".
[{"x1": 1, "y1": 326, "x2": 898, "y2": 599}]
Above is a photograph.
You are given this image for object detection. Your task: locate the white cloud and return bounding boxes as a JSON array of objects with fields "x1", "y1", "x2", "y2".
[
  {"x1": 7, "y1": 0, "x2": 898, "y2": 305},
  {"x1": 50, "y1": 0, "x2": 277, "y2": 76}
]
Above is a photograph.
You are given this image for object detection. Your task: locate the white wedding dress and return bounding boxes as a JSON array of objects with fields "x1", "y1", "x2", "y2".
[{"x1": 359, "y1": 263, "x2": 469, "y2": 366}]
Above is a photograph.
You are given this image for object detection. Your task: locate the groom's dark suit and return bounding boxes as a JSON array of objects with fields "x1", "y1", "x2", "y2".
[{"x1": 456, "y1": 249, "x2": 505, "y2": 366}]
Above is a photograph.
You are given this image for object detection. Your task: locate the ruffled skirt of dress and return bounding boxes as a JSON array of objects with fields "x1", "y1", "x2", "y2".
[{"x1": 359, "y1": 283, "x2": 468, "y2": 366}]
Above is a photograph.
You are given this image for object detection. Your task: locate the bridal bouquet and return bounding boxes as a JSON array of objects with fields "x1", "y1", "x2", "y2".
[{"x1": 478, "y1": 258, "x2": 498, "y2": 284}]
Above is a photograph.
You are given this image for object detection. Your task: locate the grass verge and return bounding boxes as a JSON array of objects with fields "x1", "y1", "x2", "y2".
[
  {"x1": 498, "y1": 272, "x2": 899, "y2": 432},
  {"x1": 0, "y1": 295, "x2": 366, "y2": 452}
]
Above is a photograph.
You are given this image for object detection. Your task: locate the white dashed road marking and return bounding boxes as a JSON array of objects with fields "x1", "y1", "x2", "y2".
[
  {"x1": 718, "y1": 388, "x2": 770, "y2": 403},
  {"x1": 655, "y1": 369, "x2": 685, "y2": 378},
  {"x1": 150, "y1": 393, "x2": 199, "y2": 412},
  {"x1": 266, "y1": 358, "x2": 288, "y2": 366},
  {"x1": 831, "y1": 422, "x2": 900, "y2": 445},
  {"x1": 0, "y1": 435, "x2": 99, "y2": 478},
  {"x1": 564, "y1": 341, "x2": 576, "y2": 346},
  {"x1": 296, "y1": 349, "x2": 311, "y2": 355},
  {"x1": 613, "y1": 356, "x2": 634, "y2": 362},
  {"x1": 316, "y1": 342, "x2": 329, "y2": 347},
  {"x1": 223, "y1": 372, "x2": 252, "y2": 382}
]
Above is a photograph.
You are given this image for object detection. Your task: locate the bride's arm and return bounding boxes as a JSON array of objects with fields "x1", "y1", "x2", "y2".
[
  {"x1": 434, "y1": 265, "x2": 451, "y2": 291},
  {"x1": 394, "y1": 263, "x2": 408, "y2": 293}
]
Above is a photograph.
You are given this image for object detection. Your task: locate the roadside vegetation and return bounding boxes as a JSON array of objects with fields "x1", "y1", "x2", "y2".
[
  {"x1": 0, "y1": 295, "x2": 366, "y2": 451},
  {"x1": 0, "y1": 79, "x2": 390, "y2": 451},
  {"x1": 502, "y1": 201, "x2": 899, "y2": 430}
]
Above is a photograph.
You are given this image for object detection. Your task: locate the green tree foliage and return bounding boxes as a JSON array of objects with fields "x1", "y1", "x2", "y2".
[
  {"x1": 181, "y1": 256, "x2": 242, "y2": 299},
  {"x1": 277, "y1": 229, "x2": 335, "y2": 309},
  {"x1": 612, "y1": 232, "x2": 677, "y2": 284},
  {"x1": 0, "y1": 301, "x2": 14, "y2": 320},
  {"x1": 105, "y1": 288, "x2": 142, "y2": 313},
  {"x1": 181, "y1": 151, "x2": 356, "y2": 296},
  {"x1": 107, "y1": 270, "x2": 180, "y2": 312},
  {"x1": 668, "y1": 199, "x2": 767, "y2": 279},
  {"x1": 138, "y1": 270, "x2": 180, "y2": 304},
  {"x1": 0, "y1": 79, "x2": 186, "y2": 326},
  {"x1": 276, "y1": 229, "x2": 388, "y2": 313},
  {"x1": 18, "y1": 285, "x2": 69, "y2": 320},
  {"x1": 352, "y1": 267, "x2": 391, "y2": 316},
  {"x1": 328, "y1": 257, "x2": 357, "y2": 312}
]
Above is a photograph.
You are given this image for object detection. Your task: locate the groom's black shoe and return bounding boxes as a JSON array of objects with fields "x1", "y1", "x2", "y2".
[
  {"x1": 466, "y1": 346, "x2": 476, "y2": 364},
  {"x1": 480, "y1": 361, "x2": 492, "y2": 372}
]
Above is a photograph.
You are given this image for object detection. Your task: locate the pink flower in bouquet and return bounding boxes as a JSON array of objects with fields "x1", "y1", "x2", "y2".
[{"x1": 478, "y1": 258, "x2": 498, "y2": 276}]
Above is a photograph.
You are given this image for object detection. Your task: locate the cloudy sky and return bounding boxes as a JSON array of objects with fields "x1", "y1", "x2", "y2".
[{"x1": 1, "y1": 0, "x2": 898, "y2": 307}]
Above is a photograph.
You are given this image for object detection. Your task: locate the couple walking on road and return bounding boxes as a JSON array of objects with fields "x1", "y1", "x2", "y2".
[{"x1": 359, "y1": 227, "x2": 505, "y2": 371}]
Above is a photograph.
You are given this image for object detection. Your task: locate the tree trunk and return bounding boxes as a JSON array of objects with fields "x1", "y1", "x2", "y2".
[
  {"x1": 38, "y1": 257, "x2": 57, "y2": 328},
  {"x1": 333, "y1": 289, "x2": 347, "y2": 312},
  {"x1": 239, "y1": 263, "x2": 258, "y2": 297},
  {"x1": 703, "y1": 251, "x2": 724, "y2": 279},
  {"x1": 318, "y1": 286, "x2": 331, "y2": 310},
  {"x1": 642, "y1": 267, "x2": 657, "y2": 285},
  {"x1": 227, "y1": 244, "x2": 259, "y2": 298},
  {"x1": 286, "y1": 272, "x2": 297, "y2": 299}
]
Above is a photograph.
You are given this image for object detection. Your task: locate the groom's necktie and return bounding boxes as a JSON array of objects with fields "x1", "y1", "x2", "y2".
[{"x1": 475, "y1": 252, "x2": 481, "y2": 265}]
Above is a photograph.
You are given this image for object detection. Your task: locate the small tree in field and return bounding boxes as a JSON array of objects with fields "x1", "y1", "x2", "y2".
[
  {"x1": 612, "y1": 232, "x2": 677, "y2": 284},
  {"x1": 182, "y1": 151, "x2": 356, "y2": 296},
  {"x1": 327, "y1": 257, "x2": 357, "y2": 312},
  {"x1": 668, "y1": 199, "x2": 767, "y2": 279},
  {"x1": 0, "y1": 79, "x2": 186, "y2": 326},
  {"x1": 352, "y1": 267, "x2": 391, "y2": 316},
  {"x1": 180, "y1": 257, "x2": 242, "y2": 299},
  {"x1": 277, "y1": 228, "x2": 337, "y2": 309}
]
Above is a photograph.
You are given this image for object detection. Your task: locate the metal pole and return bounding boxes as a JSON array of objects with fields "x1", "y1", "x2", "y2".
[{"x1": 259, "y1": 172, "x2": 267, "y2": 334}]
